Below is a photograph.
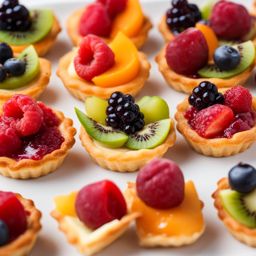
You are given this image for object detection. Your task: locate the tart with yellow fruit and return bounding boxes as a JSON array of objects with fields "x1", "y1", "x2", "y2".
[
  {"x1": 66, "y1": 0, "x2": 152, "y2": 49},
  {"x1": 0, "y1": 43, "x2": 51, "y2": 105},
  {"x1": 0, "y1": 0, "x2": 61, "y2": 56},
  {"x1": 213, "y1": 163, "x2": 256, "y2": 247},
  {"x1": 0, "y1": 191, "x2": 41, "y2": 255},
  {"x1": 125, "y1": 158, "x2": 205, "y2": 247},
  {"x1": 75, "y1": 92, "x2": 176, "y2": 172},
  {"x1": 51, "y1": 180, "x2": 140, "y2": 256},
  {"x1": 57, "y1": 33, "x2": 150, "y2": 101}
]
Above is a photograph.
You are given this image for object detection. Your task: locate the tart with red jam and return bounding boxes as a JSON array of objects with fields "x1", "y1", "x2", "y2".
[
  {"x1": 175, "y1": 84, "x2": 256, "y2": 157},
  {"x1": 0, "y1": 94, "x2": 76, "y2": 179},
  {"x1": 0, "y1": 191, "x2": 41, "y2": 255},
  {"x1": 51, "y1": 180, "x2": 140, "y2": 256},
  {"x1": 66, "y1": 0, "x2": 152, "y2": 49}
]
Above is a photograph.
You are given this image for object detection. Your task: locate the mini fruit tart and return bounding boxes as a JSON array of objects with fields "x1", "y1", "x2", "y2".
[
  {"x1": 57, "y1": 33, "x2": 150, "y2": 101},
  {"x1": 51, "y1": 180, "x2": 140, "y2": 256},
  {"x1": 0, "y1": 94, "x2": 76, "y2": 179},
  {"x1": 0, "y1": 43, "x2": 51, "y2": 105},
  {"x1": 66, "y1": 0, "x2": 152, "y2": 49},
  {"x1": 125, "y1": 158, "x2": 205, "y2": 247},
  {"x1": 0, "y1": 0, "x2": 61, "y2": 56},
  {"x1": 156, "y1": 26, "x2": 256, "y2": 93},
  {"x1": 0, "y1": 191, "x2": 41, "y2": 255},
  {"x1": 213, "y1": 163, "x2": 256, "y2": 247},
  {"x1": 175, "y1": 84, "x2": 256, "y2": 157}
]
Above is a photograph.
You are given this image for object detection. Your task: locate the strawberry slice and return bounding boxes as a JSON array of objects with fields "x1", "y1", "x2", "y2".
[{"x1": 191, "y1": 104, "x2": 234, "y2": 138}]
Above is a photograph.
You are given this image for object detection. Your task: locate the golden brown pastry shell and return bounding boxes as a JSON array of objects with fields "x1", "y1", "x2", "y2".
[{"x1": 213, "y1": 178, "x2": 256, "y2": 247}]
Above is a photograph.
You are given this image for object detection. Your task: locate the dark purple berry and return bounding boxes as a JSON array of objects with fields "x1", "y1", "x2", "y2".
[
  {"x1": 0, "y1": 219, "x2": 9, "y2": 246},
  {"x1": 4, "y1": 58, "x2": 26, "y2": 76},
  {"x1": 0, "y1": 42, "x2": 13, "y2": 64},
  {"x1": 0, "y1": 66, "x2": 6, "y2": 82}
]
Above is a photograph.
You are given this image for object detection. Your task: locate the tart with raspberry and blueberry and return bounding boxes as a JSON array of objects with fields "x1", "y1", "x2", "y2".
[
  {"x1": 175, "y1": 84, "x2": 256, "y2": 157},
  {"x1": 75, "y1": 92, "x2": 176, "y2": 172},
  {"x1": 51, "y1": 180, "x2": 140, "y2": 256},
  {"x1": 0, "y1": 191, "x2": 41, "y2": 255},
  {"x1": 0, "y1": 94, "x2": 76, "y2": 179},
  {"x1": 213, "y1": 163, "x2": 256, "y2": 247},
  {"x1": 57, "y1": 33, "x2": 150, "y2": 101},
  {"x1": 0, "y1": 0, "x2": 61, "y2": 56},
  {"x1": 66, "y1": 0, "x2": 152, "y2": 49},
  {"x1": 125, "y1": 158, "x2": 205, "y2": 247},
  {"x1": 0, "y1": 43, "x2": 51, "y2": 105}
]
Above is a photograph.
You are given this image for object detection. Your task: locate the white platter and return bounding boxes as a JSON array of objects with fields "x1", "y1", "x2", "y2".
[{"x1": 1, "y1": 0, "x2": 256, "y2": 255}]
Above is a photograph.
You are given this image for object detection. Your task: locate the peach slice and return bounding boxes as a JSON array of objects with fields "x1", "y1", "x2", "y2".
[
  {"x1": 92, "y1": 32, "x2": 140, "y2": 87},
  {"x1": 54, "y1": 192, "x2": 77, "y2": 217}
]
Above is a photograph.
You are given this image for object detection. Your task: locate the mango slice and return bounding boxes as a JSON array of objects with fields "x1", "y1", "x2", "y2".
[{"x1": 54, "y1": 192, "x2": 77, "y2": 217}]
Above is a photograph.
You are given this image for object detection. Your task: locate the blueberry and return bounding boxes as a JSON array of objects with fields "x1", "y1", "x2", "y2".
[
  {"x1": 0, "y1": 219, "x2": 9, "y2": 246},
  {"x1": 228, "y1": 163, "x2": 256, "y2": 193},
  {"x1": 0, "y1": 42, "x2": 13, "y2": 64},
  {"x1": 0, "y1": 66, "x2": 7, "y2": 82},
  {"x1": 214, "y1": 45, "x2": 241, "y2": 71},
  {"x1": 4, "y1": 58, "x2": 26, "y2": 76}
]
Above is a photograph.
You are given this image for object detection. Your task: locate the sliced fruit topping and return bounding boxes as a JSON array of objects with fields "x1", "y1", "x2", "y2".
[
  {"x1": 219, "y1": 189, "x2": 256, "y2": 229},
  {"x1": 136, "y1": 158, "x2": 184, "y2": 209},
  {"x1": 190, "y1": 104, "x2": 234, "y2": 139},
  {"x1": 74, "y1": 35, "x2": 115, "y2": 81},
  {"x1": 54, "y1": 192, "x2": 77, "y2": 217},
  {"x1": 210, "y1": 0, "x2": 251, "y2": 40},
  {"x1": 137, "y1": 96, "x2": 169, "y2": 124},
  {"x1": 228, "y1": 163, "x2": 256, "y2": 193},
  {"x1": 0, "y1": 220, "x2": 9, "y2": 246},
  {"x1": 0, "y1": 43, "x2": 13, "y2": 64},
  {"x1": 0, "y1": 191, "x2": 27, "y2": 240},
  {"x1": 198, "y1": 41, "x2": 255, "y2": 79},
  {"x1": 75, "y1": 108, "x2": 128, "y2": 148},
  {"x1": 79, "y1": 3, "x2": 112, "y2": 38},
  {"x1": 223, "y1": 119, "x2": 251, "y2": 138},
  {"x1": 200, "y1": 0, "x2": 217, "y2": 20},
  {"x1": 75, "y1": 180, "x2": 127, "y2": 230},
  {"x1": 92, "y1": 32, "x2": 140, "y2": 87},
  {"x1": 98, "y1": 0, "x2": 127, "y2": 19},
  {"x1": 125, "y1": 119, "x2": 171, "y2": 150},
  {"x1": 166, "y1": 28, "x2": 208, "y2": 75},
  {"x1": 188, "y1": 81, "x2": 224, "y2": 110},
  {"x1": 0, "y1": 9, "x2": 54, "y2": 45}
]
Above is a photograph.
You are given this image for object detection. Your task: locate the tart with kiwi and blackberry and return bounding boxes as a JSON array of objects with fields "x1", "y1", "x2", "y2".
[
  {"x1": 57, "y1": 33, "x2": 150, "y2": 101},
  {"x1": 0, "y1": 43, "x2": 51, "y2": 105},
  {"x1": 0, "y1": 191, "x2": 41, "y2": 255},
  {"x1": 175, "y1": 83, "x2": 256, "y2": 157},
  {"x1": 213, "y1": 163, "x2": 256, "y2": 247},
  {"x1": 0, "y1": 94, "x2": 76, "y2": 179},
  {"x1": 75, "y1": 92, "x2": 176, "y2": 172},
  {"x1": 0, "y1": 0, "x2": 61, "y2": 56},
  {"x1": 51, "y1": 180, "x2": 140, "y2": 256},
  {"x1": 124, "y1": 158, "x2": 205, "y2": 247},
  {"x1": 66, "y1": 0, "x2": 152, "y2": 49}
]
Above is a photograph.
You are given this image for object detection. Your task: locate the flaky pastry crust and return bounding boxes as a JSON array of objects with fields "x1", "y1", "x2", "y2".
[
  {"x1": 175, "y1": 97, "x2": 256, "y2": 157},
  {"x1": 79, "y1": 119, "x2": 176, "y2": 172},
  {"x1": 57, "y1": 51, "x2": 151, "y2": 100},
  {"x1": 66, "y1": 8, "x2": 152, "y2": 49},
  {"x1": 213, "y1": 178, "x2": 256, "y2": 247},
  {"x1": 0, "y1": 194, "x2": 41, "y2": 256},
  {"x1": 0, "y1": 108, "x2": 76, "y2": 179}
]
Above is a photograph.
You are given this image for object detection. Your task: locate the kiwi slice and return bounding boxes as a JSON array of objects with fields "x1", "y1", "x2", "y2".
[
  {"x1": 0, "y1": 45, "x2": 40, "y2": 90},
  {"x1": 198, "y1": 41, "x2": 256, "y2": 79},
  {"x1": 125, "y1": 119, "x2": 171, "y2": 150},
  {"x1": 200, "y1": 0, "x2": 217, "y2": 20},
  {"x1": 75, "y1": 108, "x2": 128, "y2": 148},
  {"x1": 0, "y1": 9, "x2": 54, "y2": 45},
  {"x1": 219, "y1": 189, "x2": 256, "y2": 228}
]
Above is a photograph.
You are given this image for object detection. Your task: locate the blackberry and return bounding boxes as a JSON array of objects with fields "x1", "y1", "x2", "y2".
[
  {"x1": 188, "y1": 81, "x2": 224, "y2": 110},
  {"x1": 166, "y1": 0, "x2": 202, "y2": 33},
  {"x1": 106, "y1": 92, "x2": 145, "y2": 135}
]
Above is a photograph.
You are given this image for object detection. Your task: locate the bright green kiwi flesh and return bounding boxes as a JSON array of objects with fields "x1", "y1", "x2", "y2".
[
  {"x1": 125, "y1": 119, "x2": 171, "y2": 150},
  {"x1": 75, "y1": 108, "x2": 128, "y2": 148},
  {"x1": 0, "y1": 9, "x2": 54, "y2": 45},
  {"x1": 219, "y1": 189, "x2": 256, "y2": 229},
  {"x1": 198, "y1": 41, "x2": 256, "y2": 79},
  {"x1": 200, "y1": 0, "x2": 217, "y2": 20},
  {"x1": 0, "y1": 46, "x2": 40, "y2": 90}
]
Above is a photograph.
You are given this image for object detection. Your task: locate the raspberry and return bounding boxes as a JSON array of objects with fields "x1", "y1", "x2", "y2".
[
  {"x1": 210, "y1": 0, "x2": 251, "y2": 40},
  {"x1": 136, "y1": 158, "x2": 185, "y2": 209},
  {"x1": 184, "y1": 106, "x2": 198, "y2": 121},
  {"x1": 78, "y1": 3, "x2": 112, "y2": 37},
  {"x1": 191, "y1": 104, "x2": 234, "y2": 138},
  {"x1": 74, "y1": 35, "x2": 115, "y2": 81},
  {"x1": 224, "y1": 86, "x2": 252, "y2": 114},
  {"x1": 98, "y1": 0, "x2": 127, "y2": 18},
  {"x1": 224, "y1": 119, "x2": 251, "y2": 138},
  {"x1": 38, "y1": 102, "x2": 60, "y2": 127}
]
